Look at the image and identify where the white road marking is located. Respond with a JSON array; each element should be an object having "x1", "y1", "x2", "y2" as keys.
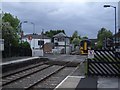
[
  {"x1": 54, "y1": 75, "x2": 69, "y2": 89},
  {"x1": 54, "y1": 76, "x2": 85, "y2": 89},
  {"x1": 1, "y1": 57, "x2": 39, "y2": 66}
]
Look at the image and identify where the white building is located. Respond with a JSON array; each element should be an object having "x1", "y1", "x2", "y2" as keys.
[
  {"x1": 53, "y1": 32, "x2": 71, "y2": 54},
  {"x1": 22, "y1": 34, "x2": 51, "y2": 49}
]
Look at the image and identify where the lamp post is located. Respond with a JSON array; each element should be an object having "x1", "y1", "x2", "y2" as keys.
[
  {"x1": 104, "y1": 5, "x2": 117, "y2": 50},
  {"x1": 19, "y1": 21, "x2": 29, "y2": 43},
  {"x1": 65, "y1": 37, "x2": 66, "y2": 54},
  {"x1": 19, "y1": 21, "x2": 35, "y2": 49},
  {"x1": 30, "y1": 22, "x2": 35, "y2": 49},
  {"x1": 19, "y1": 21, "x2": 35, "y2": 35},
  {"x1": 30, "y1": 22, "x2": 35, "y2": 35},
  {"x1": 18, "y1": 21, "x2": 27, "y2": 56},
  {"x1": 42, "y1": 29, "x2": 44, "y2": 55}
]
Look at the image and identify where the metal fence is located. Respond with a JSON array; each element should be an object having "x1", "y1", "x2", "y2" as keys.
[
  {"x1": 2, "y1": 46, "x2": 32, "y2": 58},
  {"x1": 87, "y1": 50, "x2": 120, "y2": 77}
]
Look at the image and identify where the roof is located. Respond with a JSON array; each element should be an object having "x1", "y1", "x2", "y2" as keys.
[
  {"x1": 113, "y1": 31, "x2": 120, "y2": 37},
  {"x1": 22, "y1": 34, "x2": 50, "y2": 39},
  {"x1": 89, "y1": 39, "x2": 97, "y2": 42},
  {"x1": 53, "y1": 32, "x2": 69, "y2": 38}
]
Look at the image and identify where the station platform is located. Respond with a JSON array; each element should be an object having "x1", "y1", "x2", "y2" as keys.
[
  {"x1": 55, "y1": 75, "x2": 120, "y2": 90},
  {"x1": 1, "y1": 57, "x2": 39, "y2": 66}
]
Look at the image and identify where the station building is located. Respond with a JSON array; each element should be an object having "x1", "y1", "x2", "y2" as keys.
[
  {"x1": 53, "y1": 32, "x2": 71, "y2": 54},
  {"x1": 22, "y1": 33, "x2": 51, "y2": 50}
]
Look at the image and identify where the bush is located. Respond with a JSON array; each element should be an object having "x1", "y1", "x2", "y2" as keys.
[
  {"x1": 19, "y1": 41, "x2": 31, "y2": 49},
  {"x1": 2, "y1": 41, "x2": 32, "y2": 58}
]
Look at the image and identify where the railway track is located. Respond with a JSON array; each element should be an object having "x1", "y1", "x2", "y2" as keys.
[
  {"x1": 2, "y1": 60, "x2": 65, "y2": 86},
  {"x1": 31, "y1": 67, "x2": 75, "y2": 89},
  {"x1": 2, "y1": 60, "x2": 80, "y2": 90},
  {"x1": 2, "y1": 60, "x2": 49, "y2": 78}
]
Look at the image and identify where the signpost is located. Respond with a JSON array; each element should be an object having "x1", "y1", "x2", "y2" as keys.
[
  {"x1": 88, "y1": 50, "x2": 94, "y2": 59},
  {"x1": 28, "y1": 35, "x2": 32, "y2": 48},
  {"x1": 28, "y1": 35, "x2": 32, "y2": 40}
]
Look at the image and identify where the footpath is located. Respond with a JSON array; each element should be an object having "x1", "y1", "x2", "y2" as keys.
[{"x1": 55, "y1": 62, "x2": 120, "y2": 90}]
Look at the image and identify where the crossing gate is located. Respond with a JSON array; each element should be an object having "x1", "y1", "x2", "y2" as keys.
[{"x1": 87, "y1": 50, "x2": 120, "y2": 77}]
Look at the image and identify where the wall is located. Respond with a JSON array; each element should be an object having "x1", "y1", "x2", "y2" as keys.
[
  {"x1": 32, "y1": 49, "x2": 43, "y2": 57},
  {"x1": 53, "y1": 46, "x2": 71, "y2": 54}
]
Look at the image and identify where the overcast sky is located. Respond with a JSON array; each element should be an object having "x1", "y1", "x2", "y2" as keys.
[{"x1": 2, "y1": 1, "x2": 119, "y2": 39}]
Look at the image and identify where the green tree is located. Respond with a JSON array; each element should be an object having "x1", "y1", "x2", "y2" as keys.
[
  {"x1": 81, "y1": 36, "x2": 88, "y2": 40},
  {"x1": 2, "y1": 13, "x2": 20, "y2": 32},
  {"x1": 96, "y1": 27, "x2": 113, "y2": 49},
  {"x1": 72, "y1": 37, "x2": 81, "y2": 47},
  {"x1": 45, "y1": 30, "x2": 65, "y2": 38},
  {"x1": 2, "y1": 13, "x2": 20, "y2": 47},
  {"x1": 72, "y1": 31, "x2": 78, "y2": 38},
  {"x1": 70, "y1": 30, "x2": 81, "y2": 43},
  {"x1": 2, "y1": 22, "x2": 19, "y2": 47},
  {"x1": 19, "y1": 41, "x2": 31, "y2": 48},
  {"x1": 70, "y1": 31, "x2": 81, "y2": 47}
]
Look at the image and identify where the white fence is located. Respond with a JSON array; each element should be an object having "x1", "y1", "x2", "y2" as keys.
[{"x1": 32, "y1": 49, "x2": 43, "y2": 57}]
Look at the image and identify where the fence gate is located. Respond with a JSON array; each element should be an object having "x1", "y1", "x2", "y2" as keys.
[{"x1": 87, "y1": 50, "x2": 120, "y2": 77}]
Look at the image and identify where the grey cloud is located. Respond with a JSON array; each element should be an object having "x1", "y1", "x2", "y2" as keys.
[{"x1": 2, "y1": 2, "x2": 118, "y2": 38}]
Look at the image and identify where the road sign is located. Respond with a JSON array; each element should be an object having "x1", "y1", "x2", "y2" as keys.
[
  {"x1": 28, "y1": 35, "x2": 32, "y2": 40},
  {"x1": 88, "y1": 50, "x2": 94, "y2": 59}
]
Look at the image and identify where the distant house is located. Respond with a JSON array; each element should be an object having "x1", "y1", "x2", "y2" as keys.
[
  {"x1": 113, "y1": 30, "x2": 120, "y2": 52},
  {"x1": 22, "y1": 33, "x2": 51, "y2": 49},
  {"x1": 53, "y1": 32, "x2": 70, "y2": 54}
]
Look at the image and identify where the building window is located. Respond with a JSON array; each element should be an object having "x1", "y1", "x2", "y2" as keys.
[
  {"x1": 38, "y1": 40, "x2": 44, "y2": 45},
  {"x1": 55, "y1": 38, "x2": 58, "y2": 41},
  {"x1": 58, "y1": 37, "x2": 65, "y2": 41}
]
